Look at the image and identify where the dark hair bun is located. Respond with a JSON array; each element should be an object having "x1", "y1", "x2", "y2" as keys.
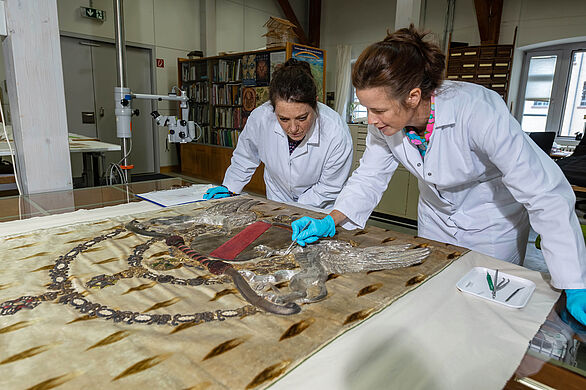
[
  {"x1": 269, "y1": 58, "x2": 317, "y2": 110},
  {"x1": 352, "y1": 24, "x2": 445, "y2": 102},
  {"x1": 282, "y1": 58, "x2": 313, "y2": 76}
]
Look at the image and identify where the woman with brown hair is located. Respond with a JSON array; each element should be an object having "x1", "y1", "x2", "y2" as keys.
[
  {"x1": 291, "y1": 25, "x2": 586, "y2": 325},
  {"x1": 204, "y1": 58, "x2": 353, "y2": 209}
]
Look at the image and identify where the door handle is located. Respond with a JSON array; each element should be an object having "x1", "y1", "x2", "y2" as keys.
[
  {"x1": 79, "y1": 41, "x2": 100, "y2": 47},
  {"x1": 99, "y1": 107, "x2": 105, "y2": 117},
  {"x1": 81, "y1": 112, "x2": 95, "y2": 124}
]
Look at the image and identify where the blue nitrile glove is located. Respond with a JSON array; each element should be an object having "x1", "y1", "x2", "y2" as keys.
[
  {"x1": 566, "y1": 289, "x2": 586, "y2": 326},
  {"x1": 291, "y1": 215, "x2": 336, "y2": 246},
  {"x1": 203, "y1": 186, "x2": 233, "y2": 200}
]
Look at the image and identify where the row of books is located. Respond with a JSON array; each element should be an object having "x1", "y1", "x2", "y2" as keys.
[
  {"x1": 211, "y1": 83, "x2": 241, "y2": 106},
  {"x1": 194, "y1": 127, "x2": 241, "y2": 148},
  {"x1": 214, "y1": 107, "x2": 244, "y2": 129},
  {"x1": 212, "y1": 59, "x2": 241, "y2": 82},
  {"x1": 188, "y1": 81, "x2": 209, "y2": 103},
  {"x1": 182, "y1": 61, "x2": 208, "y2": 82},
  {"x1": 190, "y1": 105, "x2": 209, "y2": 125}
]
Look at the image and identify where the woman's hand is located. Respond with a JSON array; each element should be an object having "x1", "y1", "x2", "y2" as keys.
[
  {"x1": 203, "y1": 186, "x2": 236, "y2": 200},
  {"x1": 291, "y1": 215, "x2": 336, "y2": 246},
  {"x1": 565, "y1": 289, "x2": 586, "y2": 326}
]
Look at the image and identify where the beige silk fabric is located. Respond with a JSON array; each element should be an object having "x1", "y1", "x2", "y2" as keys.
[{"x1": 0, "y1": 197, "x2": 464, "y2": 389}]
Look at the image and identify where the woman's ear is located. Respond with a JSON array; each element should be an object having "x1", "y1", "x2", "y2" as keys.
[{"x1": 406, "y1": 88, "x2": 422, "y2": 108}]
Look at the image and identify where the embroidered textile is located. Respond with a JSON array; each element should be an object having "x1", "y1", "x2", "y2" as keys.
[{"x1": 0, "y1": 197, "x2": 465, "y2": 389}]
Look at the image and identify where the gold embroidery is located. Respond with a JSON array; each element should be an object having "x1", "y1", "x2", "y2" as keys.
[
  {"x1": 406, "y1": 273, "x2": 427, "y2": 286},
  {"x1": 86, "y1": 330, "x2": 131, "y2": 351},
  {"x1": 0, "y1": 320, "x2": 33, "y2": 334},
  {"x1": 279, "y1": 318, "x2": 315, "y2": 341},
  {"x1": 357, "y1": 283, "x2": 383, "y2": 297},
  {"x1": 343, "y1": 308, "x2": 375, "y2": 325},
  {"x1": 202, "y1": 337, "x2": 248, "y2": 360},
  {"x1": 0, "y1": 345, "x2": 52, "y2": 365},
  {"x1": 210, "y1": 288, "x2": 238, "y2": 301},
  {"x1": 144, "y1": 297, "x2": 181, "y2": 312},
  {"x1": 26, "y1": 372, "x2": 81, "y2": 390},
  {"x1": 246, "y1": 360, "x2": 291, "y2": 389},
  {"x1": 112, "y1": 354, "x2": 172, "y2": 381}
]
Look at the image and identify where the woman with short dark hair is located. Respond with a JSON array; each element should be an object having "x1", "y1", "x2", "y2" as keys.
[{"x1": 291, "y1": 25, "x2": 586, "y2": 325}]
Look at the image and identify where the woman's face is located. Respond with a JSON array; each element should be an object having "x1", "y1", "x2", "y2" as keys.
[
  {"x1": 274, "y1": 100, "x2": 316, "y2": 141},
  {"x1": 356, "y1": 87, "x2": 418, "y2": 137}
]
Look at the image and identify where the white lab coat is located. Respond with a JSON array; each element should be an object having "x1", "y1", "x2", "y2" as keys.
[
  {"x1": 334, "y1": 81, "x2": 586, "y2": 289},
  {"x1": 222, "y1": 101, "x2": 353, "y2": 209}
]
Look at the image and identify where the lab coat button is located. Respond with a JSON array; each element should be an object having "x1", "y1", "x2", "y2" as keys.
[
  {"x1": 417, "y1": 163, "x2": 422, "y2": 167},
  {"x1": 427, "y1": 172, "x2": 432, "y2": 176}
]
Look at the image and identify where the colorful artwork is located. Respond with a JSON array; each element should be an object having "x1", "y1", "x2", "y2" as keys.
[
  {"x1": 255, "y1": 53, "x2": 270, "y2": 86},
  {"x1": 287, "y1": 43, "x2": 326, "y2": 102},
  {"x1": 255, "y1": 87, "x2": 270, "y2": 107},
  {"x1": 242, "y1": 87, "x2": 256, "y2": 112},
  {"x1": 242, "y1": 54, "x2": 256, "y2": 86},
  {"x1": 270, "y1": 51, "x2": 286, "y2": 80}
]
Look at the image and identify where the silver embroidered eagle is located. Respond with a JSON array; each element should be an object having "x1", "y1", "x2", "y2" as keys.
[{"x1": 128, "y1": 198, "x2": 431, "y2": 306}]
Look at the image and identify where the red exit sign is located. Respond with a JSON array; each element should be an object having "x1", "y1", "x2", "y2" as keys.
[{"x1": 156, "y1": 58, "x2": 165, "y2": 68}]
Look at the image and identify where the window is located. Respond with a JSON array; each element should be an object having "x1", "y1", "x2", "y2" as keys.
[
  {"x1": 347, "y1": 59, "x2": 367, "y2": 123},
  {"x1": 517, "y1": 43, "x2": 586, "y2": 137},
  {"x1": 349, "y1": 87, "x2": 367, "y2": 123},
  {"x1": 531, "y1": 100, "x2": 550, "y2": 108}
]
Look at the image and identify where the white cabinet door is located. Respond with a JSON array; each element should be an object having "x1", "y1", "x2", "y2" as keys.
[{"x1": 349, "y1": 123, "x2": 419, "y2": 220}]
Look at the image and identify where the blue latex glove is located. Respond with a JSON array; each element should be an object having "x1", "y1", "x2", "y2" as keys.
[
  {"x1": 291, "y1": 215, "x2": 336, "y2": 246},
  {"x1": 203, "y1": 186, "x2": 234, "y2": 200},
  {"x1": 566, "y1": 289, "x2": 586, "y2": 326}
]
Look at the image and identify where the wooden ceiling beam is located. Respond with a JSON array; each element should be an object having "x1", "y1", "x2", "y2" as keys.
[
  {"x1": 474, "y1": 0, "x2": 503, "y2": 45},
  {"x1": 308, "y1": 0, "x2": 322, "y2": 47},
  {"x1": 277, "y1": 0, "x2": 310, "y2": 46}
]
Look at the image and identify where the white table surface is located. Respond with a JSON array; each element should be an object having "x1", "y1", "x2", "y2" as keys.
[{"x1": 0, "y1": 131, "x2": 120, "y2": 156}]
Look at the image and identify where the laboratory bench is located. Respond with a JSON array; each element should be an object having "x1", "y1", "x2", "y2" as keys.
[
  {"x1": 0, "y1": 132, "x2": 122, "y2": 189},
  {"x1": 0, "y1": 178, "x2": 584, "y2": 389}
]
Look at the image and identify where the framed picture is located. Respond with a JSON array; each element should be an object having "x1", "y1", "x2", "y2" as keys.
[{"x1": 286, "y1": 42, "x2": 326, "y2": 102}]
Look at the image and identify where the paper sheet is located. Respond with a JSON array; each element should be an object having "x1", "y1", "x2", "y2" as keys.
[{"x1": 136, "y1": 184, "x2": 214, "y2": 206}]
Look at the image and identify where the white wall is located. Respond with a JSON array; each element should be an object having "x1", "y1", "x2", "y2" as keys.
[
  {"x1": 2, "y1": 0, "x2": 306, "y2": 169},
  {"x1": 322, "y1": 0, "x2": 586, "y2": 117},
  {"x1": 215, "y1": 0, "x2": 307, "y2": 54},
  {"x1": 55, "y1": 0, "x2": 201, "y2": 169},
  {"x1": 321, "y1": 0, "x2": 397, "y2": 96}
]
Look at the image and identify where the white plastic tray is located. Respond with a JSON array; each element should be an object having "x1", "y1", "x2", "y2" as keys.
[{"x1": 456, "y1": 267, "x2": 536, "y2": 308}]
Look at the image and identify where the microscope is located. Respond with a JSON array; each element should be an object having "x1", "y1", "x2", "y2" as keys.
[{"x1": 115, "y1": 86, "x2": 201, "y2": 144}]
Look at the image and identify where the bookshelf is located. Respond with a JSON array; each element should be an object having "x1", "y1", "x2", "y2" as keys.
[
  {"x1": 180, "y1": 47, "x2": 284, "y2": 148},
  {"x1": 177, "y1": 44, "x2": 326, "y2": 193}
]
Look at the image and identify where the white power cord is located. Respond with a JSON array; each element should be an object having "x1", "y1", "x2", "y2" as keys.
[
  {"x1": 107, "y1": 138, "x2": 132, "y2": 185},
  {"x1": 0, "y1": 93, "x2": 22, "y2": 195}
]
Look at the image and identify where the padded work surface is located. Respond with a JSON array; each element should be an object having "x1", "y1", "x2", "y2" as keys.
[{"x1": 0, "y1": 197, "x2": 463, "y2": 389}]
